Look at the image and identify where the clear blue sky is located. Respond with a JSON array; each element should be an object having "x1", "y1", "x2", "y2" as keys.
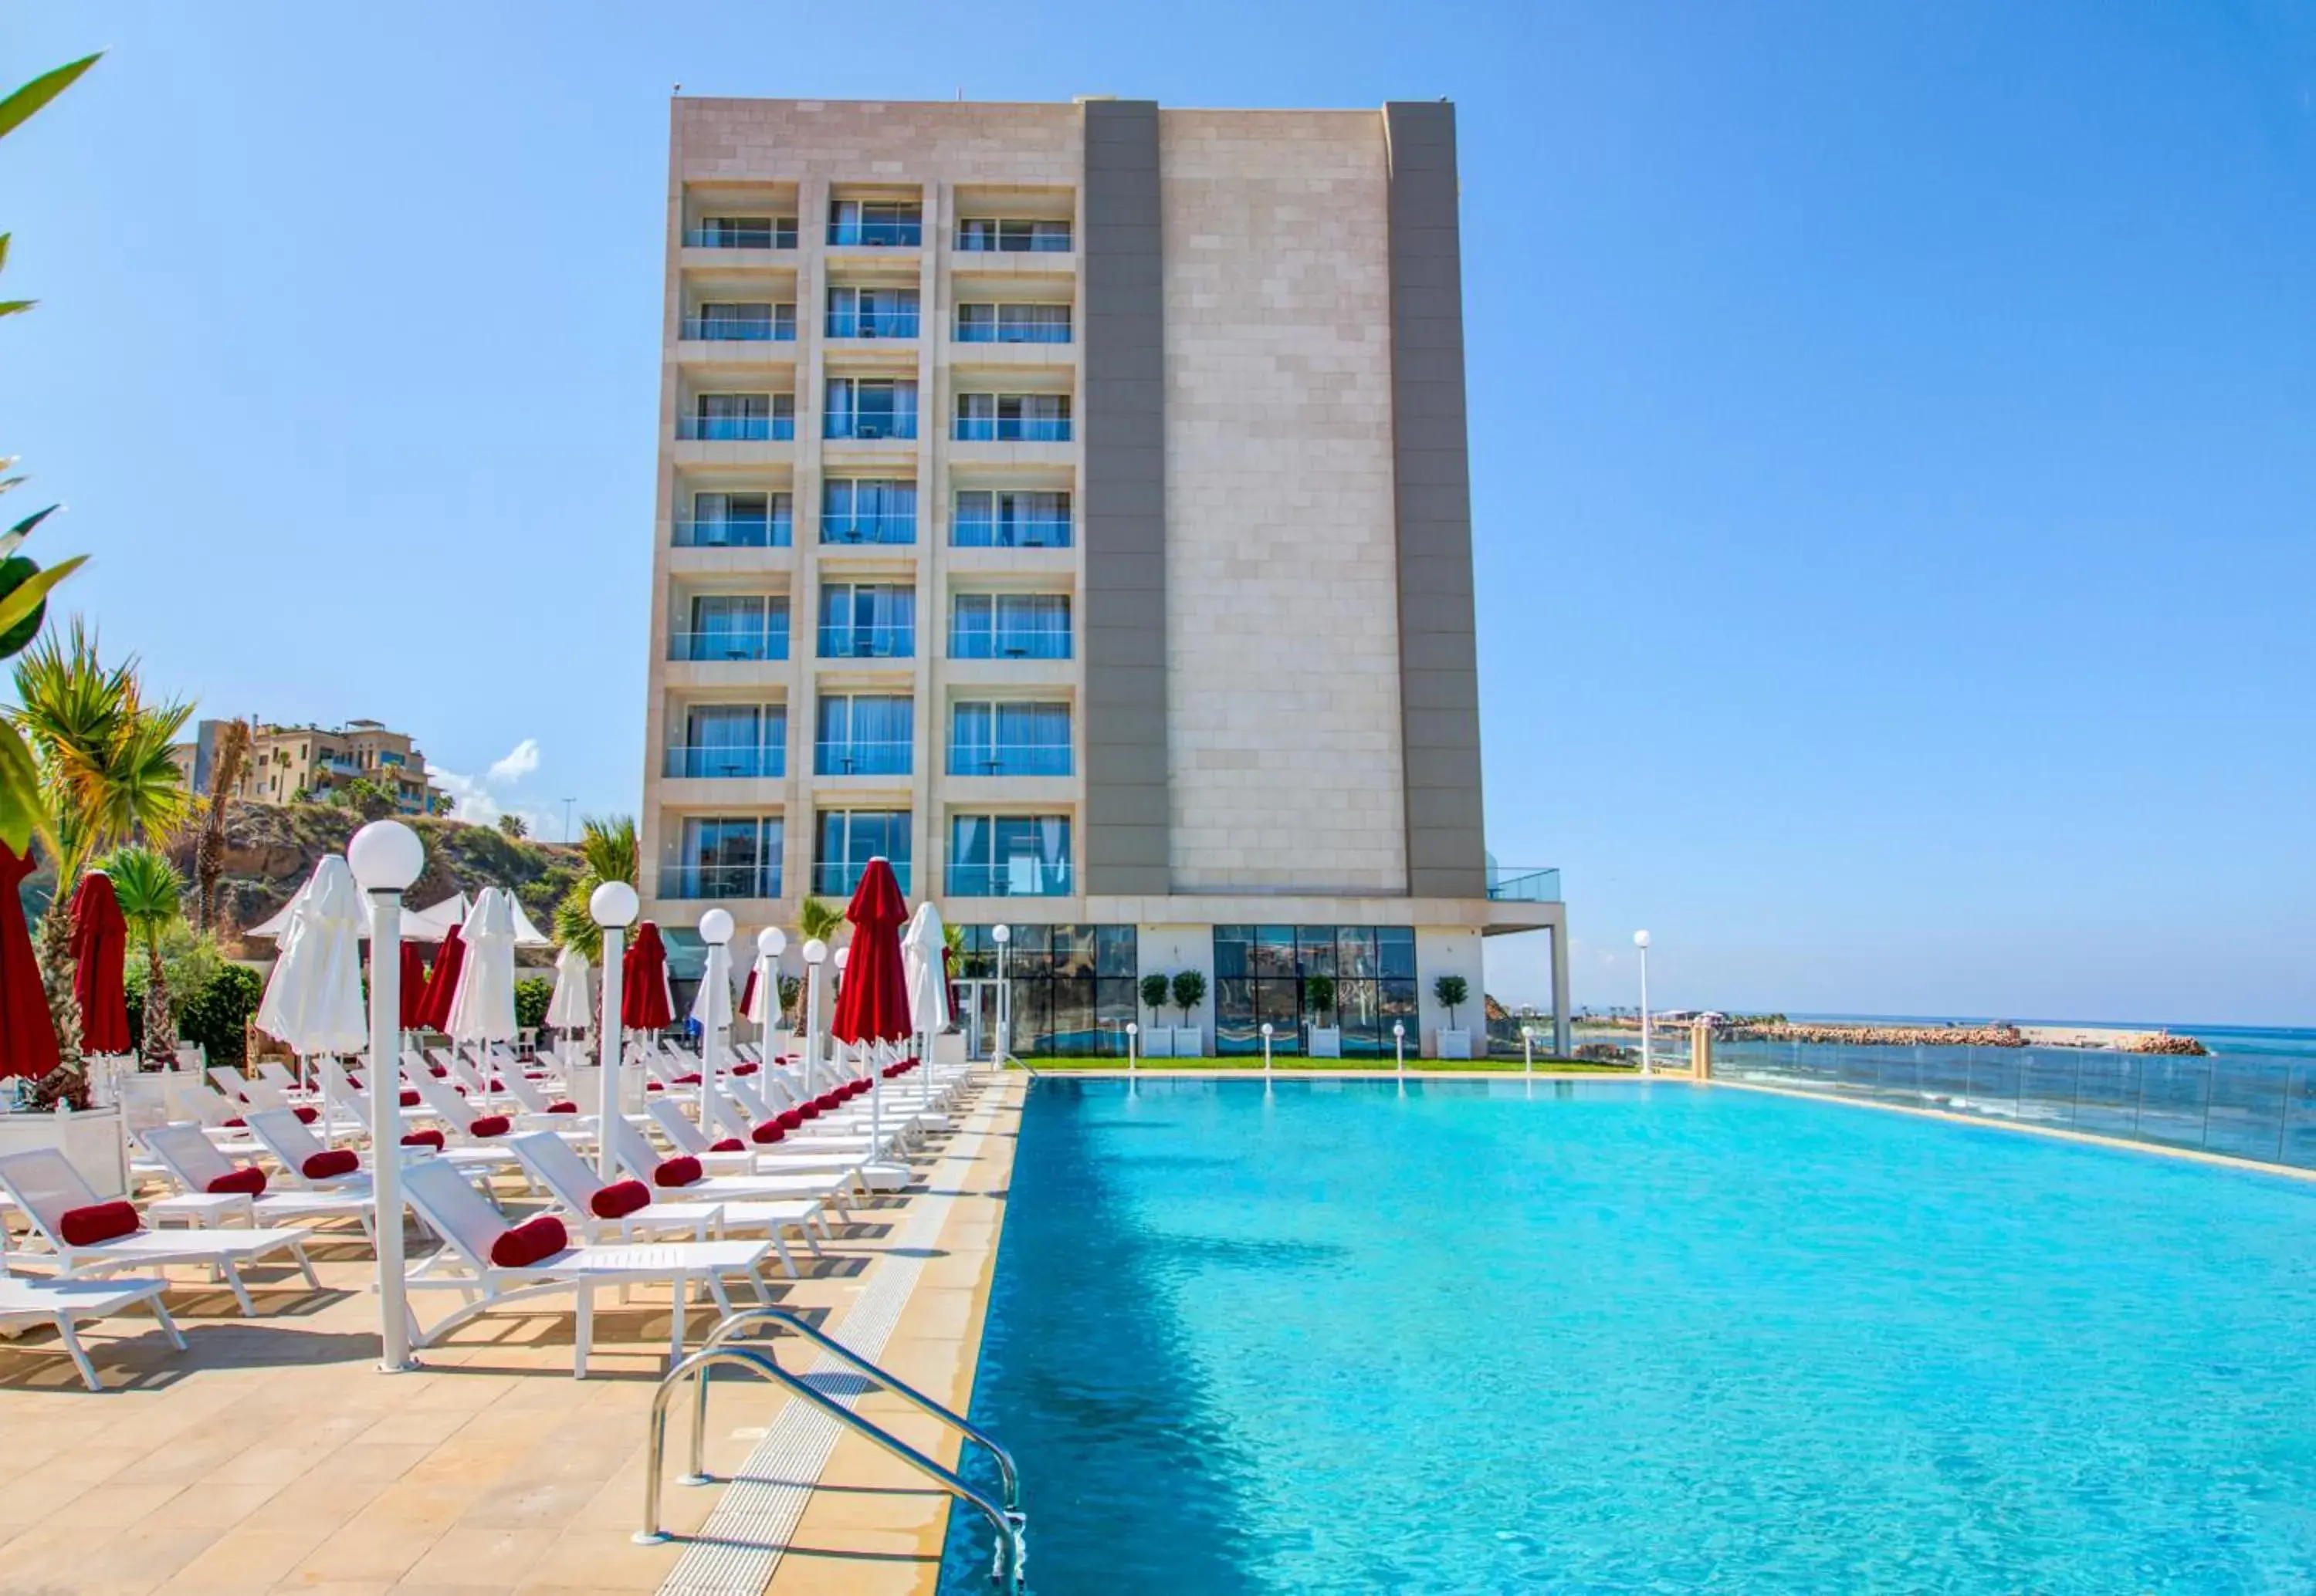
[{"x1": 7, "y1": 2, "x2": 2313, "y2": 1023}]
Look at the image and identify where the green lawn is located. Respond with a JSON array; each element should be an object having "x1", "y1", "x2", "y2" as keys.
[{"x1": 999, "y1": 1056, "x2": 1640, "y2": 1074}]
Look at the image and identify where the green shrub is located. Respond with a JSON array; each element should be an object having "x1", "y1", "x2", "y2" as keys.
[
  {"x1": 514, "y1": 976, "x2": 553, "y2": 1033},
  {"x1": 1170, "y1": 969, "x2": 1206, "y2": 1017},
  {"x1": 1139, "y1": 971, "x2": 1170, "y2": 1017},
  {"x1": 1434, "y1": 974, "x2": 1469, "y2": 1028},
  {"x1": 175, "y1": 963, "x2": 262, "y2": 1070},
  {"x1": 1303, "y1": 973, "x2": 1336, "y2": 1024}
]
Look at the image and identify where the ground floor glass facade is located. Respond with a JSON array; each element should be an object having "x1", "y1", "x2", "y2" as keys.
[
  {"x1": 1214, "y1": 925, "x2": 1417, "y2": 1057},
  {"x1": 953, "y1": 924, "x2": 1137, "y2": 1057}
]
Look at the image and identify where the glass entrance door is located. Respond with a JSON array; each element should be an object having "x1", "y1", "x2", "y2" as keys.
[{"x1": 957, "y1": 979, "x2": 1004, "y2": 1060}]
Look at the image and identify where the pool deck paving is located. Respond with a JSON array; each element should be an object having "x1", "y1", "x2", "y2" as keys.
[{"x1": 0, "y1": 1071, "x2": 1027, "y2": 1596}]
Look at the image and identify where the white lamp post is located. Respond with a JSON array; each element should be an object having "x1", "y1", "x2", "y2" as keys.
[
  {"x1": 802, "y1": 938, "x2": 827, "y2": 1091},
  {"x1": 755, "y1": 926, "x2": 785, "y2": 1053},
  {"x1": 990, "y1": 924, "x2": 1011, "y2": 1070},
  {"x1": 1394, "y1": 1019, "x2": 1407, "y2": 1085},
  {"x1": 1126, "y1": 1019, "x2": 1138, "y2": 1079},
  {"x1": 696, "y1": 908, "x2": 733, "y2": 1125},
  {"x1": 1261, "y1": 1021, "x2": 1275, "y2": 1084},
  {"x1": 349, "y1": 818, "x2": 423, "y2": 1372},
  {"x1": 591, "y1": 881, "x2": 638, "y2": 1180},
  {"x1": 833, "y1": 945, "x2": 852, "y2": 1085},
  {"x1": 1634, "y1": 929, "x2": 1653, "y2": 1076},
  {"x1": 1523, "y1": 1023, "x2": 1536, "y2": 1077}
]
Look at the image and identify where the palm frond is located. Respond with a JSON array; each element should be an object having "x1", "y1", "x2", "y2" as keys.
[{"x1": 100, "y1": 844, "x2": 182, "y2": 938}]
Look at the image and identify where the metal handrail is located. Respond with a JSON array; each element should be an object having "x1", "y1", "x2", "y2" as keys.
[{"x1": 638, "y1": 1342, "x2": 1026, "y2": 1591}]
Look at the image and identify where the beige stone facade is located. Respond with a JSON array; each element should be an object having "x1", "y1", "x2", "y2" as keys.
[{"x1": 171, "y1": 717, "x2": 445, "y2": 815}]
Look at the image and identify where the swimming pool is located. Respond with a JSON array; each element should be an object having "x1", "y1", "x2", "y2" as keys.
[{"x1": 940, "y1": 1078, "x2": 2316, "y2": 1592}]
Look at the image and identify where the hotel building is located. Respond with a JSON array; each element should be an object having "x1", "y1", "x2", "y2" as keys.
[{"x1": 635, "y1": 96, "x2": 1568, "y2": 1058}]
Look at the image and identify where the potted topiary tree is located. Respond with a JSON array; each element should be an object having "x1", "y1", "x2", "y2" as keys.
[
  {"x1": 1304, "y1": 973, "x2": 1339, "y2": 1059},
  {"x1": 1434, "y1": 973, "x2": 1471, "y2": 1060},
  {"x1": 1170, "y1": 969, "x2": 1206, "y2": 1059},
  {"x1": 1139, "y1": 971, "x2": 1173, "y2": 1057}
]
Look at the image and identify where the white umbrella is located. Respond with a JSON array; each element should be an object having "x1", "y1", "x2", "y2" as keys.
[
  {"x1": 744, "y1": 928, "x2": 786, "y2": 1030},
  {"x1": 255, "y1": 857, "x2": 369, "y2": 1055},
  {"x1": 445, "y1": 888, "x2": 519, "y2": 1044},
  {"x1": 901, "y1": 902, "x2": 950, "y2": 1038},
  {"x1": 547, "y1": 945, "x2": 591, "y2": 1030},
  {"x1": 688, "y1": 948, "x2": 734, "y2": 1032}
]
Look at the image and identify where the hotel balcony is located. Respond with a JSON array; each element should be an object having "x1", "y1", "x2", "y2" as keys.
[
  {"x1": 946, "y1": 742, "x2": 1072, "y2": 778},
  {"x1": 953, "y1": 414, "x2": 1072, "y2": 444},
  {"x1": 824, "y1": 308, "x2": 919, "y2": 340},
  {"x1": 946, "y1": 858, "x2": 1074, "y2": 898},
  {"x1": 813, "y1": 741, "x2": 912, "y2": 778},
  {"x1": 815, "y1": 623, "x2": 914, "y2": 661},
  {"x1": 668, "y1": 628, "x2": 788, "y2": 663},
  {"x1": 819, "y1": 511, "x2": 916, "y2": 546},
  {"x1": 658, "y1": 863, "x2": 782, "y2": 901},
  {"x1": 1485, "y1": 867, "x2": 1563, "y2": 904},
  {"x1": 673, "y1": 513, "x2": 791, "y2": 549},
  {"x1": 811, "y1": 859, "x2": 913, "y2": 896},
  {"x1": 827, "y1": 218, "x2": 922, "y2": 249},
  {"x1": 684, "y1": 221, "x2": 797, "y2": 251},
  {"x1": 676, "y1": 414, "x2": 794, "y2": 442},
  {"x1": 663, "y1": 745, "x2": 785, "y2": 780},
  {"x1": 824, "y1": 413, "x2": 919, "y2": 442},
  {"x1": 682, "y1": 311, "x2": 796, "y2": 343}
]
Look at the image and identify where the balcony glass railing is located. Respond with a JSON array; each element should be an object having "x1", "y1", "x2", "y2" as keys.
[
  {"x1": 816, "y1": 625, "x2": 914, "y2": 660},
  {"x1": 812, "y1": 859, "x2": 912, "y2": 895},
  {"x1": 952, "y1": 516, "x2": 1072, "y2": 549},
  {"x1": 677, "y1": 414, "x2": 794, "y2": 441},
  {"x1": 953, "y1": 414, "x2": 1072, "y2": 443},
  {"x1": 668, "y1": 631, "x2": 787, "y2": 662},
  {"x1": 659, "y1": 863, "x2": 780, "y2": 900},
  {"x1": 828, "y1": 219, "x2": 923, "y2": 247},
  {"x1": 672, "y1": 516, "x2": 791, "y2": 549},
  {"x1": 681, "y1": 316, "x2": 795, "y2": 341},
  {"x1": 946, "y1": 744, "x2": 1072, "y2": 777},
  {"x1": 684, "y1": 224, "x2": 797, "y2": 249},
  {"x1": 1485, "y1": 867, "x2": 1563, "y2": 904},
  {"x1": 819, "y1": 513, "x2": 916, "y2": 546},
  {"x1": 955, "y1": 320, "x2": 1071, "y2": 344},
  {"x1": 824, "y1": 309, "x2": 919, "y2": 340},
  {"x1": 947, "y1": 859, "x2": 1073, "y2": 898},
  {"x1": 955, "y1": 222, "x2": 1072, "y2": 253},
  {"x1": 814, "y1": 742, "x2": 912, "y2": 777},
  {"x1": 950, "y1": 629, "x2": 1071, "y2": 661},
  {"x1": 824, "y1": 413, "x2": 917, "y2": 441},
  {"x1": 663, "y1": 746, "x2": 784, "y2": 779}
]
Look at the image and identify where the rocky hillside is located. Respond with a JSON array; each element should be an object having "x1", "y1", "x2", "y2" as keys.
[{"x1": 164, "y1": 802, "x2": 581, "y2": 953}]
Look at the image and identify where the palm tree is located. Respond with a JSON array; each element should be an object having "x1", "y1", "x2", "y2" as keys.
[
  {"x1": 103, "y1": 844, "x2": 181, "y2": 1067},
  {"x1": 552, "y1": 813, "x2": 638, "y2": 960},
  {"x1": 798, "y1": 895, "x2": 845, "y2": 945},
  {"x1": 193, "y1": 716, "x2": 249, "y2": 931}
]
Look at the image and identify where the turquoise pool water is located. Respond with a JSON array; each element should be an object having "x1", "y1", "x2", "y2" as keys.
[{"x1": 939, "y1": 1078, "x2": 2316, "y2": 1593}]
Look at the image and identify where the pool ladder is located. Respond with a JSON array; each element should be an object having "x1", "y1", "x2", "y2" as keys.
[{"x1": 638, "y1": 1304, "x2": 1028, "y2": 1591}]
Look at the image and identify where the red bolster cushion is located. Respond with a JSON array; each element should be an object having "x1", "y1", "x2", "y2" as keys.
[
  {"x1": 488, "y1": 1213, "x2": 567, "y2": 1269},
  {"x1": 467, "y1": 1114, "x2": 512, "y2": 1138},
  {"x1": 545, "y1": 1101, "x2": 578, "y2": 1114},
  {"x1": 589, "y1": 1178, "x2": 652, "y2": 1219},
  {"x1": 401, "y1": 1129, "x2": 445, "y2": 1149},
  {"x1": 206, "y1": 1166, "x2": 267, "y2": 1196},
  {"x1": 708, "y1": 1137, "x2": 745, "y2": 1153},
  {"x1": 222, "y1": 1115, "x2": 246, "y2": 1128},
  {"x1": 733, "y1": 1062, "x2": 759, "y2": 1076},
  {"x1": 302, "y1": 1148, "x2": 360, "y2": 1180},
  {"x1": 399, "y1": 1089, "x2": 421, "y2": 1107},
  {"x1": 750, "y1": 1119, "x2": 785, "y2": 1145},
  {"x1": 653, "y1": 1155, "x2": 703, "y2": 1189},
  {"x1": 770, "y1": 1109, "x2": 801, "y2": 1131},
  {"x1": 796, "y1": 1101, "x2": 821, "y2": 1121},
  {"x1": 292, "y1": 1106, "x2": 320, "y2": 1124},
  {"x1": 59, "y1": 1200, "x2": 141, "y2": 1246},
  {"x1": 671, "y1": 1073, "x2": 701, "y2": 1086},
  {"x1": 428, "y1": 1065, "x2": 447, "y2": 1076}
]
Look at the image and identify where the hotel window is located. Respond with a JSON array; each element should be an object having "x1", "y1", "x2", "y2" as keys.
[
  {"x1": 948, "y1": 815, "x2": 1071, "y2": 898},
  {"x1": 949, "y1": 702, "x2": 1071, "y2": 776},
  {"x1": 955, "y1": 217, "x2": 1072, "y2": 253},
  {"x1": 667, "y1": 703, "x2": 784, "y2": 780},
  {"x1": 817, "y1": 583, "x2": 915, "y2": 659},
  {"x1": 824, "y1": 378, "x2": 918, "y2": 440},
  {"x1": 951, "y1": 924, "x2": 1136, "y2": 1057},
  {"x1": 1212, "y1": 925, "x2": 1417, "y2": 1057},
  {"x1": 821, "y1": 478, "x2": 917, "y2": 545},
  {"x1": 675, "y1": 594, "x2": 788, "y2": 662},
  {"x1": 814, "y1": 809, "x2": 911, "y2": 895},
  {"x1": 677, "y1": 490, "x2": 791, "y2": 549},
  {"x1": 684, "y1": 300, "x2": 794, "y2": 341},
  {"x1": 953, "y1": 490, "x2": 1072, "y2": 549},
  {"x1": 828, "y1": 198, "x2": 923, "y2": 248},
  {"x1": 950, "y1": 593, "x2": 1070, "y2": 660},
  {"x1": 826, "y1": 285, "x2": 920, "y2": 340},
  {"x1": 814, "y1": 695, "x2": 913, "y2": 777},
  {"x1": 954, "y1": 393, "x2": 1071, "y2": 443},
  {"x1": 682, "y1": 391, "x2": 794, "y2": 441},
  {"x1": 955, "y1": 303, "x2": 1071, "y2": 344},
  {"x1": 687, "y1": 215, "x2": 797, "y2": 249},
  {"x1": 666, "y1": 816, "x2": 782, "y2": 900}
]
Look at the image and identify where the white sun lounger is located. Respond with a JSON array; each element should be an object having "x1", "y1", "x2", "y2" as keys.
[
  {"x1": 140, "y1": 1122, "x2": 376, "y2": 1244},
  {"x1": 609, "y1": 1115, "x2": 860, "y2": 1216},
  {"x1": 0, "y1": 1270, "x2": 183, "y2": 1389},
  {"x1": 398, "y1": 1156, "x2": 775, "y2": 1377},
  {"x1": 504, "y1": 1131, "x2": 822, "y2": 1272},
  {"x1": 644, "y1": 1098, "x2": 879, "y2": 1187},
  {"x1": 0, "y1": 1149, "x2": 320, "y2": 1316}
]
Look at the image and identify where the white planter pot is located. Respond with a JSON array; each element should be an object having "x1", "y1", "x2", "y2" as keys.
[
  {"x1": 1140, "y1": 1028, "x2": 1173, "y2": 1059},
  {"x1": 0, "y1": 1106, "x2": 127, "y2": 1198},
  {"x1": 1307, "y1": 1026, "x2": 1342, "y2": 1059},
  {"x1": 1172, "y1": 1027, "x2": 1204, "y2": 1059},
  {"x1": 1437, "y1": 1028, "x2": 1473, "y2": 1060}
]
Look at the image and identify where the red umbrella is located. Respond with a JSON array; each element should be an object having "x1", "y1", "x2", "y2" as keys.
[
  {"x1": 831, "y1": 859, "x2": 910, "y2": 1047},
  {"x1": 69, "y1": 872, "x2": 131, "y2": 1056},
  {"x1": 622, "y1": 921, "x2": 673, "y2": 1030},
  {"x1": 739, "y1": 965, "x2": 757, "y2": 1019},
  {"x1": 0, "y1": 845, "x2": 59, "y2": 1080},
  {"x1": 416, "y1": 923, "x2": 465, "y2": 1031},
  {"x1": 943, "y1": 944, "x2": 961, "y2": 1030},
  {"x1": 398, "y1": 940, "x2": 432, "y2": 1030}
]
